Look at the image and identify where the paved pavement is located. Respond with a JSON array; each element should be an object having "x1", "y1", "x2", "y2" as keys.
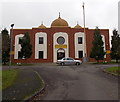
[{"x1": 2, "y1": 63, "x2": 119, "y2": 101}]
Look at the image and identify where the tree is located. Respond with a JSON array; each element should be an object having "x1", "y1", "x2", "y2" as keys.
[
  {"x1": 90, "y1": 27, "x2": 105, "y2": 62},
  {"x1": 110, "y1": 29, "x2": 120, "y2": 63},
  {"x1": 1, "y1": 28, "x2": 10, "y2": 64},
  {"x1": 20, "y1": 32, "x2": 32, "y2": 59}
]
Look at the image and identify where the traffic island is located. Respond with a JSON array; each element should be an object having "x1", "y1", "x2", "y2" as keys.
[{"x1": 2, "y1": 68, "x2": 45, "y2": 101}]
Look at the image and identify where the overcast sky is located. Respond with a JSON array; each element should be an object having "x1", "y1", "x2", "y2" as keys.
[{"x1": 0, "y1": 0, "x2": 119, "y2": 37}]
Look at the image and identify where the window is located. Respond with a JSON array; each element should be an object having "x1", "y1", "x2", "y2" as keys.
[
  {"x1": 57, "y1": 37, "x2": 65, "y2": 45},
  {"x1": 19, "y1": 37, "x2": 23, "y2": 44},
  {"x1": 67, "y1": 58, "x2": 74, "y2": 60},
  {"x1": 39, "y1": 37, "x2": 43, "y2": 44},
  {"x1": 18, "y1": 51, "x2": 22, "y2": 59},
  {"x1": 63, "y1": 58, "x2": 67, "y2": 60},
  {"x1": 78, "y1": 51, "x2": 83, "y2": 58},
  {"x1": 39, "y1": 51, "x2": 44, "y2": 59},
  {"x1": 78, "y1": 37, "x2": 82, "y2": 44}
]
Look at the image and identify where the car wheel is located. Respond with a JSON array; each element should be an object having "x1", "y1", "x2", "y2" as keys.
[
  {"x1": 76, "y1": 62, "x2": 80, "y2": 65},
  {"x1": 61, "y1": 62, "x2": 64, "y2": 66}
]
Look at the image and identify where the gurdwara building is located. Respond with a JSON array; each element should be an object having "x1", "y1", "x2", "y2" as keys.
[{"x1": 11, "y1": 15, "x2": 111, "y2": 63}]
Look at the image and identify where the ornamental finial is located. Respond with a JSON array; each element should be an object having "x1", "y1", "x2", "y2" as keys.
[
  {"x1": 59, "y1": 12, "x2": 61, "y2": 18},
  {"x1": 77, "y1": 21, "x2": 79, "y2": 25},
  {"x1": 41, "y1": 21, "x2": 43, "y2": 25}
]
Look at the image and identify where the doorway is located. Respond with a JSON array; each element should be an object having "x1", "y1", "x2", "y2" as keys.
[{"x1": 57, "y1": 48, "x2": 65, "y2": 60}]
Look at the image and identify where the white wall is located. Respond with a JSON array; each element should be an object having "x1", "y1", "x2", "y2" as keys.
[
  {"x1": 35, "y1": 32, "x2": 47, "y2": 59},
  {"x1": 101, "y1": 35, "x2": 106, "y2": 58},
  {"x1": 14, "y1": 34, "x2": 24, "y2": 59},
  {"x1": 53, "y1": 32, "x2": 69, "y2": 62},
  {"x1": 101, "y1": 35, "x2": 106, "y2": 51},
  {"x1": 74, "y1": 32, "x2": 84, "y2": 58}
]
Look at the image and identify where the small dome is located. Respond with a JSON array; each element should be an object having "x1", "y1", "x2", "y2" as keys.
[
  {"x1": 38, "y1": 23, "x2": 46, "y2": 29},
  {"x1": 74, "y1": 24, "x2": 82, "y2": 28},
  {"x1": 51, "y1": 13, "x2": 69, "y2": 27}
]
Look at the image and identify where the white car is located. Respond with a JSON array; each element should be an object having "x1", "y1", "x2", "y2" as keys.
[{"x1": 56, "y1": 57, "x2": 82, "y2": 65}]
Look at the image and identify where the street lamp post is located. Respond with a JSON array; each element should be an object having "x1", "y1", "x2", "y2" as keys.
[{"x1": 9, "y1": 24, "x2": 14, "y2": 70}]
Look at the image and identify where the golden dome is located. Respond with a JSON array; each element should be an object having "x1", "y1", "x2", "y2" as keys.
[
  {"x1": 38, "y1": 23, "x2": 46, "y2": 29},
  {"x1": 74, "y1": 24, "x2": 82, "y2": 29},
  {"x1": 51, "y1": 13, "x2": 68, "y2": 27}
]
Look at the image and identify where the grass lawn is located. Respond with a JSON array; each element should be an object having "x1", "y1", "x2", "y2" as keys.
[
  {"x1": 104, "y1": 66, "x2": 120, "y2": 76},
  {"x1": 2, "y1": 69, "x2": 19, "y2": 90}
]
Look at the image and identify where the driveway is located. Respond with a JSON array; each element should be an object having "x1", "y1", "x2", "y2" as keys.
[
  {"x1": 31, "y1": 63, "x2": 118, "y2": 100},
  {"x1": 3, "y1": 63, "x2": 118, "y2": 100}
]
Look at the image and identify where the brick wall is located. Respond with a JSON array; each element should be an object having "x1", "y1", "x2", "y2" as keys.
[{"x1": 11, "y1": 27, "x2": 111, "y2": 63}]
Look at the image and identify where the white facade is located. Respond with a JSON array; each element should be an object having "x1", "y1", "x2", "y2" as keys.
[
  {"x1": 101, "y1": 35, "x2": 106, "y2": 51},
  {"x1": 14, "y1": 34, "x2": 24, "y2": 59},
  {"x1": 53, "y1": 32, "x2": 69, "y2": 62},
  {"x1": 101, "y1": 35, "x2": 106, "y2": 58},
  {"x1": 35, "y1": 32, "x2": 47, "y2": 59},
  {"x1": 74, "y1": 32, "x2": 85, "y2": 58}
]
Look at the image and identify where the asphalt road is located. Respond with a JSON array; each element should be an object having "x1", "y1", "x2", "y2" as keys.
[
  {"x1": 3, "y1": 63, "x2": 119, "y2": 100},
  {"x1": 31, "y1": 63, "x2": 119, "y2": 100}
]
